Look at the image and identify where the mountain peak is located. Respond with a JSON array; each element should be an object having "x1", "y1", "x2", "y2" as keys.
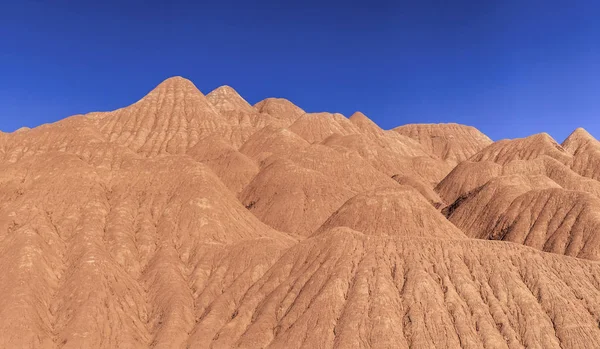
[
  {"x1": 563, "y1": 127, "x2": 598, "y2": 155},
  {"x1": 206, "y1": 85, "x2": 254, "y2": 113},
  {"x1": 156, "y1": 75, "x2": 198, "y2": 89},
  {"x1": 349, "y1": 111, "x2": 383, "y2": 133},
  {"x1": 348, "y1": 111, "x2": 371, "y2": 124},
  {"x1": 5, "y1": 77, "x2": 600, "y2": 348},
  {"x1": 140, "y1": 76, "x2": 204, "y2": 102},
  {"x1": 564, "y1": 127, "x2": 595, "y2": 143},
  {"x1": 531, "y1": 132, "x2": 568, "y2": 151},
  {"x1": 209, "y1": 85, "x2": 238, "y2": 95},
  {"x1": 349, "y1": 111, "x2": 368, "y2": 119}
]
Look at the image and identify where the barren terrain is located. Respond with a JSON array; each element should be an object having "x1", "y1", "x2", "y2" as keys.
[{"x1": 1, "y1": 77, "x2": 599, "y2": 348}]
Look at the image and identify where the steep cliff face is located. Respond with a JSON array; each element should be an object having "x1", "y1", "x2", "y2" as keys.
[{"x1": 1, "y1": 76, "x2": 600, "y2": 348}]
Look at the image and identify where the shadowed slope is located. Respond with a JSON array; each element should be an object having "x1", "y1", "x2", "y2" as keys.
[
  {"x1": 444, "y1": 173, "x2": 600, "y2": 260},
  {"x1": 490, "y1": 189, "x2": 600, "y2": 260},
  {"x1": 442, "y1": 174, "x2": 560, "y2": 229}
]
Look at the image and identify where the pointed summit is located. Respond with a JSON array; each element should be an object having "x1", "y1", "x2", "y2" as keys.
[
  {"x1": 87, "y1": 76, "x2": 231, "y2": 155},
  {"x1": 563, "y1": 127, "x2": 596, "y2": 153},
  {"x1": 132, "y1": 76, "x2": 219, "y2": 114},
  {"x1": 571, "y1": 127, "x2": 594, "y2": 138},
  {"x1": 206, "y1": 85, "x2": 255, "y2": 114},
  {"x1": 349, "y1": 111, "x2": 384, "y2": 135},
  {"x1": 560, "y1": 127, "x2": 600, "y2": 180},
  {"x1": 528, "y1": 132, "x2": 567, "y2": 152},
  {"x1": 348, "y1": 111, "x2": 371, "y2": 122}
]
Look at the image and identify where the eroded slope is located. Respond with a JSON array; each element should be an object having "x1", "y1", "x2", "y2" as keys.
[{"x1": 1, "y1": 76, "x2": 600, "y2": 349}]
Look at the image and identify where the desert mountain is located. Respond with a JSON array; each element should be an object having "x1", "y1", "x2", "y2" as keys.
[
  {"x1": 348, "y1": 111, "x2": 384, "y2": 135},
  {"x1": 254, "y1": 97, "x2": 306, "y2": 128},
  {"x1": 563, "y1": 127, "x2": 600, "y2": 180},
  {"x1": 88, "y1": 77, "x2": 237, "y2": 153},
  {"x1": 315, "y1": 186, "x2": 465, "y2": 238},
  {"x1": 0, "y1": 76, "x2": 599, "y2": 348},
  {"x1": 392, "y1": 174, "x2": 444, "y2": 208},
  {"x1": 289, "y1": 112, "x2": 362, "y2": 144},
  {"x1": 394, "y1": 123, "x2": 493, "y2": 166},
  {"x1": 187, "y1": 134, "x2": 259, "y2": 195},
  {"x1": 468, "y1": 132, "x2": 572, "y2": 166},
  {"x1": 206, "y1": 86, "x2": 256, "y2": 117}
]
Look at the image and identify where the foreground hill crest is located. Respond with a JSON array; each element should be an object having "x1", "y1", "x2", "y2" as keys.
[{"x1": 0, "y1": 76, "x2": 599, "y2": 348}]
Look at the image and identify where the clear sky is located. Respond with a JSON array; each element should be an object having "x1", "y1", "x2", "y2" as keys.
[{"x1": 1, "y1": 0, "x2": 599, "y2": 141}]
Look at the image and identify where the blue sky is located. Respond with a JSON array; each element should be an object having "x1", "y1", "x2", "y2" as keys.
[{"x1": 1, "y1": 0, "x2": 599, "y2": 141}]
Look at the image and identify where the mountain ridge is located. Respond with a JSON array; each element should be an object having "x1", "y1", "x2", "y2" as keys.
[{"x1": 1, "y1": 76, "x2": 599, "y2": 348}]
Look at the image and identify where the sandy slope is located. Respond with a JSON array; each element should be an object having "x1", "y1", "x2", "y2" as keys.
[{"x1": 0, "y1": 76, "x2": 599, "y2": 348}]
